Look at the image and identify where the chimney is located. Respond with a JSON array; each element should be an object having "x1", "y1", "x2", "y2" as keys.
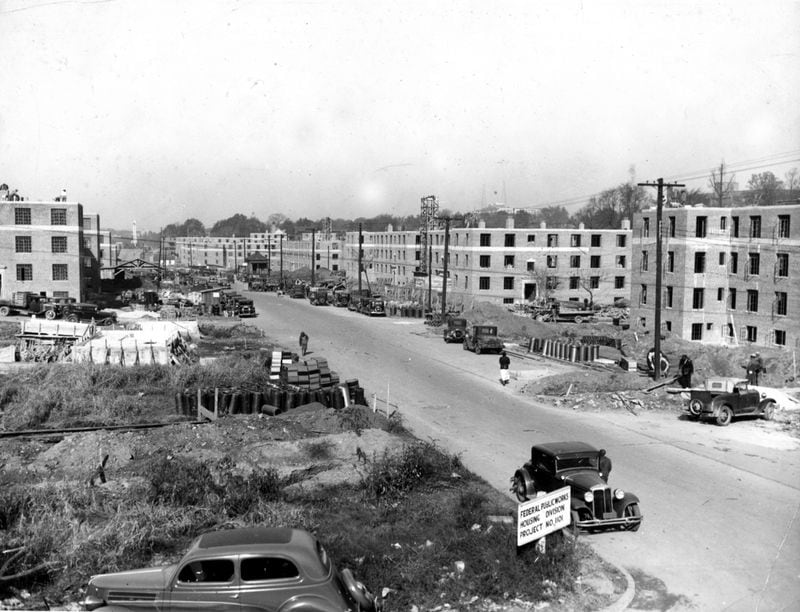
[
  {"x1": 578, "y1": 222, "x2": 585, "y2": 230},
  {"x1": 505, "y1": 215, "x2": 515, "y2": 229},
  {"x1": 621, "y1": 218, "x2": 631, "y2": 230},
  {"x1": 478, "y1": 219, "x2": 486, "y2": 229},
  {"x1": 539, "y1": 221, "x2": 547, "y2": 229}
]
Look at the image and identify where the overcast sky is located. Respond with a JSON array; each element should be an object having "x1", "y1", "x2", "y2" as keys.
[{"x1": 2, "y1": 0, "x2": 799, "y2": 231}]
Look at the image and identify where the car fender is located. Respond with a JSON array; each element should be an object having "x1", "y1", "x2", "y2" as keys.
[
  {"x1": 612, "y1": 492, "x2": 641, "y2": 514},
  {"x1": 278, "y1": 595, "x2": 345, "y2": 612}
]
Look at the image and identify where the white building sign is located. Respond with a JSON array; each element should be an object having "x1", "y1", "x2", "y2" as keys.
[{"x1": 516, "y1": 486, "x2": 571, "y2": 546}]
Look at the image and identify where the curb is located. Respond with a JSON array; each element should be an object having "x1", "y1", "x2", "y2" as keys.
[{"x1": 598, "y1": 554, "x2": 636, "y2": 612}]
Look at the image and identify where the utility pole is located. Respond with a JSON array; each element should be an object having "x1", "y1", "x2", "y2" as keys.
[
  {"x1": 267, "y1": 235, "x2": 271, "y2": 277},
  {"x1": 440, "y1": 216, "x2": 463, "y2": 322},
  {"x1": 279, "y1": 234, "x2": 284, "y2": 288},
  {"x1": 427, "y1": 244, "x2": 433, "y2": 314},
  {"x1": 358, "y1": 224, "x2": 363, "y2": 298},
  {"x1": 157, "y1": 228, "x2": 163, "y2": 291},
  {"x1": 638, "y1": 177, "x2": 685, "y2": 381},
  {"x1": 310, "y1": 228, "x2": 316, "y2": 286}
]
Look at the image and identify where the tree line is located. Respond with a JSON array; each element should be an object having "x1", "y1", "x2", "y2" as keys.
[{"x1": 158, "y1": 168, "x2": 798, "y2": 239}]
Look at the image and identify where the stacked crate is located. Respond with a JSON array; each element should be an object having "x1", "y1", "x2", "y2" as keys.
[
  {"x1": 269, "y1": 350, "x2": 293, "y2": 382},
  {"x1": 281, "y1": 357, "x2": 339, "y2": 391}
]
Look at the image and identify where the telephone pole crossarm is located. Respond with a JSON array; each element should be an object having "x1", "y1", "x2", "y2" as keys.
[{"x1": 636, "y1": 178, "x2": 685, "y2": 381}]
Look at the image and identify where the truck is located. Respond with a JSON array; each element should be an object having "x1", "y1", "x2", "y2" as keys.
[
  {"x1": 534, "y1": 299, "x2": 598, "y2": 323},
  {"x1": 358, "y1": 295, "x2": 386, "y2": 316},
  {"x1": 0, "y1": 292, "x2": 46, "y2": 317},
  {"x1": 308, "y1": 286, "x2": 329, "y2": 306},
  {"x1": 443, "y1": 317, "x2": 468, "y2": 343},
  {"x1": 463, "y1": 325, "x2": 504, "y2": 354}
]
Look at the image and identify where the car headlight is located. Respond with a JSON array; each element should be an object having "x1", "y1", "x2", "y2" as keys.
[
  {"x1": 614, "y1": 488, "x2": 625, "y2": 500},
  {"x1": 583, "y1": 492, "x2": 594, "y2": 503}
]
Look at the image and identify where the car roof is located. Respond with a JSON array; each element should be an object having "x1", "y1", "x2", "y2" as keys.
[{"x1": 533, "y1": 441, "x2": 599, "y2": 457}]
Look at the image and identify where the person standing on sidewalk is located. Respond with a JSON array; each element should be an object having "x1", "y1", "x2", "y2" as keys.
[
  {"x1": 299, "y1": 331, "x2": 309, "y2": 356},
  {"x1": 499, "y1": 351, "x2": 510, "y2": 386}
]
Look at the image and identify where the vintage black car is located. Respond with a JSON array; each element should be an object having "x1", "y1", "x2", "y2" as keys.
[
  {"x1": 443, "y1": 317, "x2": 468, "y2": 343},
  {"x1": 511, "y1": 441, "x2": 642, "y2": 532},
  {"x1": 700, "y1": 381, "x2": 778, "y2": 426},
  {"x1": 83, "y1": 527, "x2": 378, "y2": 612},
  {"x1": 463, "y1": 325, "x2": 504, "y2": 354},
  {"x1": 684, "y1": 377, "x2": 748, "y2": 418},
  {"x1": 61, "y1": 303, "x2": 117, "y2": 326}
]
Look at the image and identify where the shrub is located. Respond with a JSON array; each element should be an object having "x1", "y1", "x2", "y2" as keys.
[{"x1": 145, "y1": 455, "x2": 220, "y2": 506}]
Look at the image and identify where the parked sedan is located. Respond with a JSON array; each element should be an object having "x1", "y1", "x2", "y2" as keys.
[
  {"x1": 83, "y1": 527, "x2": 379, "y2": 612},
  {"x1": 511, "y1": 441, "x2": 642, "y2": 532}
]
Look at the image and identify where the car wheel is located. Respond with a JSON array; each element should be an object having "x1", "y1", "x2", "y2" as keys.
[
  {"x1": 623, "y1": 503, "x2": 642, "y2": 531},
  {"x1": 762, "y1": 401, "x2": 776, "y2": 421},
  {"x1": 0, "y1": 306, "x2": 10, "y2": 317},
  {"x1": 102, "y1": 317, "x2": 115, "y2": 326},
  {"x1": 475, "y1": 346, "x2": 482, "y2": 355},
  {"x1": 66, "y1": 314, "x2": 79, "y2": 323},
  {"x1": 44, "y1": 309, "x2": 57, "y2": 320},
  {"x1": 570, "y1": 510, "x2": 581, "y2": 537},
  {"x1": 512, "y1": 471, "x2": 534, "y2": 502},
  {"x1": 341, "y1": 568, "x2": 375, "y2": 611},
  {"x1": 574, "y1": 316, "x2": 583, "y2": 324},
  {"x1": 688, "y1": 399, "x2": 704, "y2": 418},
  {"x1": 716, "y1": 405, "x2": 733, "y2": 426}
]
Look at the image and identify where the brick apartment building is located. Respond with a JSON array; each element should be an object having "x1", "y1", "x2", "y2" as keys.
[
  {"x1": 630, "y1": 203, "x2": 800, "y2": 348},
  {"x1": 343, "y1": 217, "x2": 633, "y2": 308},
  {"x1": 0, "y1": 198, "x2": 98, "y2": 302}
]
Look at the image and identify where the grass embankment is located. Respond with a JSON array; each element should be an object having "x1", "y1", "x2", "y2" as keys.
[{"x1": 0, "y1": 323, "x2": 584, "y2": 610}]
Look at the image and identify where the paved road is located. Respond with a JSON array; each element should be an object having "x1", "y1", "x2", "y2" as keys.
[{"x1": 246, "y1": 292, "x2": 800, "y2": 611}]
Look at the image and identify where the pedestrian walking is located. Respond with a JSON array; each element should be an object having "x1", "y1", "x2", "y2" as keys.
[
  {"x1": 677, "y1": 354, "x2": 694, "y2": 388},
  {"x1": 299, "y1": 331, "x2": 309, "y2": 356},
  {"x1": 499, "y1": 350, "x2": 510, "y2": 386}
]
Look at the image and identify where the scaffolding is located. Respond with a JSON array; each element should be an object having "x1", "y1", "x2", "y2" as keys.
[{"x1": 418, "y1": 195, "x2": 439, "y2": 275}]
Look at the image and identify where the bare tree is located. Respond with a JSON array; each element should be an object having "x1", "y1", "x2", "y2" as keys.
[
  {"x1": 708, "y1": 161, "x2": 737, "y2": 207},
  {"x1": 784, "y1": 168, "x2": 800, "y2": 200}
]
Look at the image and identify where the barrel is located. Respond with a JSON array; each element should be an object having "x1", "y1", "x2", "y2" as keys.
[
  {"x1": 175, "y1": 392, "x2": 184, "y2": 415},
  {"x1": 250, "y1": 392, "x2": 262, "y2": 414}
]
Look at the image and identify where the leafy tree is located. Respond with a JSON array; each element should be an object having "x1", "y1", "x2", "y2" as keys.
[
  {"x1": 163, "y1": 218, "x2": 206, "y2": 237},
  {"x1": 530, "y1": 205, "x2": 572, "y2": 228},
  {"x1": 745, "y1": 171, "x2": 784, "y2": 206},
  {"x1": 210, "y1": 214, "x2": 267, "y2": 236},
  {"x1": 573, "y1": 180, "x2": 651, "y2": 229}
]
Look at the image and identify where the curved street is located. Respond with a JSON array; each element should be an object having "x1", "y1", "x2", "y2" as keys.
[{"x1": 245, "y1": 291, "x2": 800, "y2": 611}]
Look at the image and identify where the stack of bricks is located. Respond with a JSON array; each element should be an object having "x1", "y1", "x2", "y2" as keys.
[
  {"x1": 269, "y1": 350, "x2": 293, "y2": 382},
  {"x1": 281, "y1": 357, "x2": 340, "y2": 390}
]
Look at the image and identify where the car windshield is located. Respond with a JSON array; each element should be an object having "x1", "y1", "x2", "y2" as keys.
[{"x1": 557, "y1": 455, "x2": 598, "y2": 471}]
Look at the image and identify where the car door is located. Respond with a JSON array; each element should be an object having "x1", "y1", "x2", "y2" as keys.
[
  {"x1": 237, "y1": 555, "x2": 309, "y2": 612},
  {"x1": 169, "y1": 557, "x2": 241, "y2": 611}
]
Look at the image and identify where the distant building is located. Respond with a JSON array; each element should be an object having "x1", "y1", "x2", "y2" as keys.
[
  {"x1": 343, "y1": 217, "x2": 632, "y2": 307},
  {"x1": 630, "y1": 203, "x2": 800, "y2": 348}
]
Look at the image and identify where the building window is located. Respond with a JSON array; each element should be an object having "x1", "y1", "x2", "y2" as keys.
[
  {"x1": 667, "y1": 251, "x2": 674, "y2": 273},
  {"x1": 504, "y1": 255, "x2": 514, "y2": 268},
  {"x1": 479, "y1": 276, "x2": 490, "y2": 290},
  {"x1": 643, "y1": 218, "x2": 650, "y2": 238},
  {"x1": 614, "y1": 276, "x2": 625, "y2": 289},
  {"x1": 616, "y1": 255, "x2": 626, "y2": 268},
  {"x1": 479, "y1": 255, "x2": 491, "y2": 268},
  {"x1": 569, "y1": 276, "x2": 580, "y2": 289},
  {"x1": 51, "y1": 208, "x2": 67, "y2": 225},
  {"x1": 52, "y1": 264, "x2": 68, "y2": 280},
  {"x1": 591, "y1": 234, "x2": 601, "y2": 247},
  {"x1": 696, "y1": 216, "x2": 707, "y2": 238},
  {"x1": 503, "y1": 276, "x2": 514, "y2": 290},
  {"x1": 691, "y1": 323, "x2": 703, "y2": 340},
  {"x1": 526, "y1": 260, "x2": 535, "y2": 272},
  {"x1": 505, "y1": 234, "x2": 515, "y2": 247},
  {"x1": 547, "y1": 234, "x2": 559, "y2": 247},
  {"x1": 748, "y1": 252, "x2": 760, "y2": 276},
  {"x1": 746, "y1": 290, "x2": 759, "y2": 312},
  {"x1": 547, "y1": 255, "x2": 557, "y2": 268},
  {"x1": 692, "y1": 288, "x2": 704, "y2": 309},
  {"x1": 665, "y1": 286, "x2": 673, "y2": 308},
  {"x1": 14, "y1": 207, "x2": 31, "y2": 225},
  {"x1": 776, "y1": 253, "x2": 788, "y2": 277},
  {"x1": 668, "y1": 216, "x2": 675, "y2": 238},
  {"x1": 750, "y1": 216, "x2": 761, "y2": 238},
  {"x1": 778, "y1": 215, "x2": 790, "y2": 239},
  {"x1": 720, "y1": 217, "x2": 727, "y2": 231},
  {"x1": 546, "y1": 276, "x2": 558, "y2": 290},
  {"x1": 16, "y1": 264, "x2": 32, "y2": 281},
  {"x1": 665, "y1": 321, "x2": 672, "y2": 331},
  {"x1": 717, "y1": 287, "x2": 724, "y2": 301},
  {"x1": 775, "y1": 292, "x2": 787, "y2": 316},
  {"x1": 641, "y1": 251, "x2": 649, "y2": 272},
  {"x1": 570, "y1": 255, "x2": 581, "y2": 268},
  {"x1": 590, "y1": 276, "x2": 599, "y2": 289},
  {"x1": 775, "y1": 330, "x2": 786, "y2": 346},
  {"x1": 726, "y1": 323, "x2": 735, "y2": 338},
  {"x1": 570, "y1": 234, "x2": 581, "y2": 247},
  {"x1": 527, "y1": 234, "x2": 536, "y2": 243},
  {"x1": 52, "y1": 236, "x2": 67, "y2": 253},
  {"x1": 480, "y1": 233, "x2": 491, "y2": 247},
  {"x1": 746, "y1": 326, "x2": 757, "y2": 343},
  {"x1": 732, "y1": 216, "x2": 740, "y2": 237},
  {"x1": 694, "y1": 252, "x2": 705, "y2": 273},
  {"x1": 729, "y1": 288, "x2": 737, "y2": 310},
  {"x1": 730, "y1": 252, "x2": 738, "y2": 274},
  {"x1": 590, "y1": 255, "x2": 601, "y2": 268},
  {"x1": 15, "y1": 236, "x2": 32, "y2": 253},
  {"x1": 719, "y1": 252, "x2": 726, "y2": 266},
  {"x1": 640, "y1": 285, "x2": 648, "y2": 305}
]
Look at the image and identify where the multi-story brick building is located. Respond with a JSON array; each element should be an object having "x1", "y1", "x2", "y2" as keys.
[
  {"x1": 0, "y1": 198, "x2": 91, "y2": 301},
  {"x1": 630, "y1": 203, "x2": 800, "y2": 348},
  {"x1": 343, "y1": 217, "x2": 632, "y2": 307}
]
